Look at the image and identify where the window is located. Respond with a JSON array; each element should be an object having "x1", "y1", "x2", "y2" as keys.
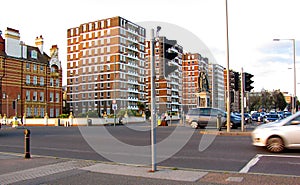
[
  {"x1": 56, "y1": 108, "x2": 60, "y2": 117},
  {"x1": 33, "y1": 76, "x2": 37, "y2": 85},
  {"x1": 27, "y1": 107, "x2": 31, "y2": 117},
  {"x1": 33, "y1": 91, "x2": 37, "y2": 101},
  {"x1": 50, "y1": 108, "x2": 54, "y2": 117},
  {"x1": 56, "y1": 93, "x2": 59, "y2": 102},
  {"x1": 56, "y1": 79, "x2": 59, "y2": 87},
  {"x1": 34, "y1": 107, "x2": 38, "y2": 116},
  {"x1": 50, "y1": 78, "x2": 54, "y2": 86},
  {"x1": 40, "y1": 92, "x2": 44, "y2": 102},
  {"x1": 107, "y1": 74, "x2": 110, "y2": 79},
  {"x1": 31, "y1": 50, "x2": 37, "y2": 59},
  {"x1": 40, "y1": 108, "x2": 45, "y2": 117},
  {"x1": 50, "y1": 92, "x2": 53, "y2": 102},
  {"x1": 40, "y1": 77, "x2": 44, "y2": 86},
  {"x1": 33, "y1": 64, "x2": 37, "y2": 71},
  {"x1": 26, "y1": 63, "x2": 30, "y2": 70},
  {"x1": 26, "y1": 75, "x2": 30, "y2": 84},
  {"x1": 26, "y1": 91, "x2": 30, "y2": 101}
]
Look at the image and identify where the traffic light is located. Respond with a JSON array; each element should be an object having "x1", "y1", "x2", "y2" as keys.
[
  {"x1": 229, "y1": 70, "x2": 235, "y2": 90},
  {"x1": 244, "y1": 72, "x2": 254, "y2": 92},
  {"x1": 234, "y1": 72, "x2": 240, "y2": 91},
  {"x1": 163, "y1": 39, "x2": 178, "y2": 78}
]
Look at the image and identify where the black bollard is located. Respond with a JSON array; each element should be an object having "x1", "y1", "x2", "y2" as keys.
[{"x1": 24, "y1": 129, "x2": 31, "y2": 159}]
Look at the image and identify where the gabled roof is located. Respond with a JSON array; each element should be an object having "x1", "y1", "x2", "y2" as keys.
[{"x1": 26, "y1": 45, "x2": 49, "y2": 64}]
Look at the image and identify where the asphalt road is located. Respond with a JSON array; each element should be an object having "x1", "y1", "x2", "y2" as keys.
[{"x1": 1, "y1": 123, "x2": 300, "y2": 177}]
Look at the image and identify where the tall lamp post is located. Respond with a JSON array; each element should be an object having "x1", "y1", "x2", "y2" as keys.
[
  {"x1": 225, "y1": 0, "x2": 231, "y2": 132},
  {"x1": 273, "y1": 39, "x2": 296, "y2": 113}
]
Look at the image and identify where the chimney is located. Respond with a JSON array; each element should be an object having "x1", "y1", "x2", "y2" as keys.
[
  {"x1": 35, "y1": 35, "x2": 44, "y2": 54},
  {"x1": 50, "y1": 45, "x2": 58, "y2": 58},
  {"x1": 5, "y1": 27, "x2": 21, "y2": 57}
]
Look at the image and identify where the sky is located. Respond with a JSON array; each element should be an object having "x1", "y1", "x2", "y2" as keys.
[{"x1": 1, "y1": 0, "x2": 300, "y2": 98}]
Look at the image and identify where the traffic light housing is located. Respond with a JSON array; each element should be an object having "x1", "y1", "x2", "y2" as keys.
[
  {"x1": 163, "y1": 39, "x2": 178, "y2": 78},
  {"x1": 244, "y1": 72, "x2": 254, "y2": 92},
  {"x1": 234, "y1": 72, "x2": 240, "y2": 91}
]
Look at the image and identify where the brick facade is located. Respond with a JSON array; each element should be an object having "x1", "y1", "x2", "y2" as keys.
[{"x1": 0, "y1": 28, "x2": 62, "y2": 118}]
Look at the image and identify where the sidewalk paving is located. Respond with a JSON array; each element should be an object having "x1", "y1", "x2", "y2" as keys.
[{"x1": 0, "y1": 152, "x2": 300, "y2": 185}]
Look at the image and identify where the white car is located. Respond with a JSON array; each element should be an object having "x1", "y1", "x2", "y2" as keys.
[{"x1": 252, "y1": 111, "x2": 300, "y2": 152}]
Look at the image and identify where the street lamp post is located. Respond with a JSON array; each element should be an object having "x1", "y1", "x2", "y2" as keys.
[
  {"x1": 225, "y1": 0, "x2": 231, "y2": 132},
  {"x1": 273, "y1": 39, "x2": 296, "y2": 113}
]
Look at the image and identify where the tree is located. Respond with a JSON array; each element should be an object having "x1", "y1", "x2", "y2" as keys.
[{"x1": 249, "y1": 90, "x2": 287, "y2": 112}]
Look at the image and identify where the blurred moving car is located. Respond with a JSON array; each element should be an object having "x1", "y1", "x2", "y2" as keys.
[
  {"x1": 186, "y1": 107, "x2": 225, "y2": 129},
  {"x1": 252, "y1": 111, "x2": 300, "y2": 152}
]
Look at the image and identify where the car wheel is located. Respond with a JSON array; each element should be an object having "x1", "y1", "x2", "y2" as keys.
[
  {"x1": 266, "y1": 137, "x2": 284, "y2": 153},
  {"x1": 190, "y1": 121, "x2": 198, "y2": 129}
]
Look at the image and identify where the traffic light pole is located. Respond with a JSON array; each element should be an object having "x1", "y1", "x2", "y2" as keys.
[
  {"x1": 225, "y1": 0, "x2": 231, "y2": 133},
  {"x1": 241, "y1": 68, "x2": 245, "y2": 132},
  {"x1": 150, "y1": 28, "x2": 157, "y2": 172}
]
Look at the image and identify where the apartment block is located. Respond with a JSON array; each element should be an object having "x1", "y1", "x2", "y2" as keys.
[
  {"x1": 0, "y1": 28, "x2": 62, "y2": 118},
  {"x1": 145, "y1": 37, "x2": 183, "y2": 116},
  {"x1": 182, "y1": 53, "x2": 208, "y2": 112},
  {"x1": 67, "y1": 16, "x2": 146, "y2": 116},
  {"x1": 208, "y1": 63, "x2": 225, "y2": 110}
]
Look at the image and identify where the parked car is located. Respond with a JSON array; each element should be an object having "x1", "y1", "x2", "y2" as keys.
[
  {"x1": 252, "y1": 111, "x2": 300, "y2": 152},
  {"x1": 186, "y1": 107, "x2": 241, "y2": 129},
  {"x1": 221, "y1": 113, "x2": 241, "y2": 129},
  {"x1": 263, "y1": 113, "x2": 281, "y2": 123},
  {"x1": 251, "y1": 112, "x2": 260, "y2": 122},
  {"x1": 283, "y1": 111, "x2": 292, "y2": 118},
  {"x1": 244, "y1": 113, "x2": 252, "y2": 124}
]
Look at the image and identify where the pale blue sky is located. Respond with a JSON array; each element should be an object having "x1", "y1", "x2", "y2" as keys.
[{"x1": 1, "y1": 0, "x2": 300, "y2": 97}]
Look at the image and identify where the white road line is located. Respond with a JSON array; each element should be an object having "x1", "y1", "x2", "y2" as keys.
[
  {"x1": 240, "y1": 154, "x2": 300, "y2": 174},
  {"x1": 239, "y1": 154, "x2": 262, "y2": 173}
]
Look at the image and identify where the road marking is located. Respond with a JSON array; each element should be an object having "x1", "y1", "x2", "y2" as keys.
[
  {"x1": 239, "y1": 154, "x2": 262, "y2": 173},
  {"x1": 0, "y1": 160, "x2": 92, "y2": 185},
  {"x1": 240, "y1": 154, "x2": 300, "y2": 174}
]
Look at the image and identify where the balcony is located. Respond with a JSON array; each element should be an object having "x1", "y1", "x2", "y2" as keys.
[{"x1": 50, "y1": 72, "x2": 60, "y2": 77}]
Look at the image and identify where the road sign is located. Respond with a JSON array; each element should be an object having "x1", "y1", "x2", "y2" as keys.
[{"x1": 112, "y1": 103, "x2": 117, "y2": 111}]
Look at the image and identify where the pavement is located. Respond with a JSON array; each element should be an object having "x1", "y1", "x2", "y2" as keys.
[{"x1": 1, "y1": 152, "x2": 300, "y2": 185}]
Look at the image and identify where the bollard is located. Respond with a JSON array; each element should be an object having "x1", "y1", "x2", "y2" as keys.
[
  {"x1": 217, "y1": 114, "x2": 222, "y2": 131},
  {"x1": 24, "y1": 129, "x2": 31, "y2": 159}
]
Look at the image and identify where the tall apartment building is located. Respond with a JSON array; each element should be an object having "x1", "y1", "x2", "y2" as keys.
[
  {"x1": 0, "y1": 28, "x2": 62, "y2": 118},
  {"x1": 208, "y1": 63, "x2": 225, "y2": 110},
  {"x1": 67, "y1": 16, "x2": 147, "y2": 116},
  {"x1": 145, "y1": 37, "x2": 183, "y2": 116},
  {"x1": 182, "y1": 53, "x2": 208, "y2": 112}
]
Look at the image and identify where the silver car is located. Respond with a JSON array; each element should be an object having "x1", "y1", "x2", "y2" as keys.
[
  {"x1": 186, "y1": 107, "x2": 226, "y2": 129},
  {"x1": 252, "y1": 111, "x2": 300, "y2": 152}
]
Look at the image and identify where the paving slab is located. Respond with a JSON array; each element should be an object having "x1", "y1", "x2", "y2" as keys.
[{"x1": 81, "y1": 163, "x2": 208, "y2": 182}]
